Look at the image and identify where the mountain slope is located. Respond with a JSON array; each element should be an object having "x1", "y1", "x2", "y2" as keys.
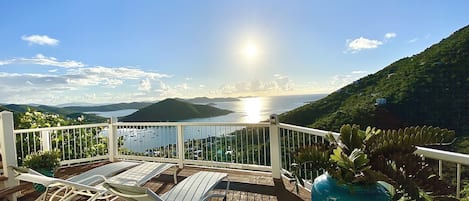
[
  {"x1": 120, "y1": 98, "x2": 232, "y2": 122},
  {"x1": 0, "y1": 104, "x2": 107, "y2": 123},
  {"x1": 280, "y1": 25, "x2": 469, "y2": 136},
  {"x1": 63, "y1": 102, "x2": 152, "y2": 112}
]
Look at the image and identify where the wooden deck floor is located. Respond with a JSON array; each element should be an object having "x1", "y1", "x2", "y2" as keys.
[{"x1": 17, "y1": 162, "x2": 311, "y2": 201}]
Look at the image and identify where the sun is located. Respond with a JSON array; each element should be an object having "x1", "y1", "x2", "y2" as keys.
[{"x1": 242, "y1": 43, "x2": 259, "y2": 60}]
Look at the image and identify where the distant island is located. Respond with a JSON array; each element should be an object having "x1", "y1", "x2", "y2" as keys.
[
  {"x1": 63, "y1": 102, "x2": 153, "y2": 112},
  {"x1": 120, "y1": 98, "x2": 232, "y2": 122},
  {"x1": 180, "y1": 97, "x2": 240, "y2": 104}
]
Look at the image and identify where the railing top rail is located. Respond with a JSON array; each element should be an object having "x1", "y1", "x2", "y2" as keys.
[
  {"x1": 115, "y1": 121, "x2": 270, "y2": 127},
  {"x1": 415, "y1": 146, "x2": 469, "y2": 166},
  {"x1": 13, "y1": 123, "x2": 109, "y2": 133},
  {"x1": 278, "y1": 123, "x2": 334, "y2": 137}
]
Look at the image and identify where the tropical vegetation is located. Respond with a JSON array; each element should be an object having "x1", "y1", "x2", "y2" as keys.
[
  {"x1": 12, "y1": 109, "x2": 109, "y2": 165},
  {"x1": 291, "y1": 124, "x2": 456, "y2": 201},
  {"x1": 23, "y1": 150, "x2": 61, "y2": 171},
  {"x1": 280, "y1": 25, "x2": 469, "y2": 137}
]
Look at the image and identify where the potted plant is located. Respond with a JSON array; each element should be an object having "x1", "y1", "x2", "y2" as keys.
[
  {"x1": 23, "y1": 150, "x2": 61, "y2": 192},
  {"x1": 291, "y1": 124, "x2": 457, "y2": 201}
]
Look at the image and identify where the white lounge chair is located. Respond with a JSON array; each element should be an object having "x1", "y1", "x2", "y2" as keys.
[
  {"x1": 12, "y1": 161, "x2": 139, "y2": 201},
  {"x1": 103, "y1": 171, "x2": 229, "y2": 201},
  {"x1": 13, "y1": 161, "x2": 176, "y2": 201}
]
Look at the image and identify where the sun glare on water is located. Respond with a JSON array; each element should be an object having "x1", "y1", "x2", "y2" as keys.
[{"x1": 243, "y1": 97, "x2": 262, "y2": 123}]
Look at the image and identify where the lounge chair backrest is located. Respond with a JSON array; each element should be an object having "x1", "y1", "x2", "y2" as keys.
[
  {"x1": 15, "y1": 173, "x2": 104, "y2": 193},
  {"x1": 67, "y1": 161, "x2": 139, "y2": 185},
  {"x1": 106, "y1": 162, "x2": 175, "y2": 186}
]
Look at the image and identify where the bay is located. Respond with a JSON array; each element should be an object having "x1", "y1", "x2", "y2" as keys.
[{"x1": 102, "y1": 94, "x2": 326, "y2": 153}]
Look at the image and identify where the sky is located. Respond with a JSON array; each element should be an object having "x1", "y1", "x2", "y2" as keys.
[{"x1": 1, "y1": 1, "x2": 469, "y2": 105}]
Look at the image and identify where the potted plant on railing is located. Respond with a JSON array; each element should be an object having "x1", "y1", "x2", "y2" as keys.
[
  {"x1": 23, "y1": 150, "x2": 61, "y2": 192},
  {"x1": 291, "y1": 124, "x2": 457, "y2": 201}
]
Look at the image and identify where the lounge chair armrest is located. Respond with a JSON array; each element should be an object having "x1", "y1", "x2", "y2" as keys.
[{"x1": 9, "y1": 166, "x2": 28, "y2": 174}]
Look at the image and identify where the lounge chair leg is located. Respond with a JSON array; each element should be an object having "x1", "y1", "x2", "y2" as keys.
[
  {"x1": 224, "y1": 179, "x2": 230, "y2": 201},
  {"x1": 173, "y1": 168, "x2": 178, "y2": 184}
]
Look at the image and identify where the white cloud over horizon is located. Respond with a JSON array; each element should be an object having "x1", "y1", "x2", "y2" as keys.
[
  {"x1": 329, "y1": 70, "x2": 367, "y2": 90},
  {"x1": 21, "y1": 35, "x2": 59, "y2": 46},
  {"x1": 384, "y1": 32, "x2": 397, "y2": 39},
  {"x1": 138, "y1": 79, "x2": 152, "y2": 91},
  {"x1": 346, "y1": 32, "x2": 397, "y2": 53},
  {"x1": 0, "y1": 53, "x2": 332, "y2": 105},
  {"x1": 0, "y1": 55, "x2": 173, "y2": 104},
  {"x1": 0, "y1": 54, "x2": 85, "y2": 68},
  {"x1": 347, "y1": 37, "x2": 383, "y2": 52},
  {"x1": 218, "y1": 74, "x2": 293, "y2": 95}
]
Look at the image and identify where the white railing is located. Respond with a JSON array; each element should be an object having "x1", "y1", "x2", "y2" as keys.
[
  {"x1": 13, "y1": 123, "x2": 109, "y2": 166},
  {"x1": 0, "y1": 111, "x2": 467, "y2": 199},
  {"x1": 112, "y1": 122, "x2": 272, "y2": 172}
]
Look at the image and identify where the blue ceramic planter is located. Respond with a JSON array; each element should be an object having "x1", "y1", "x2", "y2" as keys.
[{"x1": 312, "y1": 173, "x2": 391, "y2": 201}]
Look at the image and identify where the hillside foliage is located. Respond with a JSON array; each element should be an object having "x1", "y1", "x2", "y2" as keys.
[{"x1": 280, "y1": 25, "x2": 469, "y2": 137}]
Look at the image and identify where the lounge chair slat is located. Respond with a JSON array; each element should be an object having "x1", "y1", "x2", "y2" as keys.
[
  {"x1": 103, "y1": 170, "x2": 229, "y2": 201},
  {"x1": 161, "y1": 171, "x2": 227, "y2": 201},
  {"x1": 106, "y1": 162, "x2": 175, "y2": 186}
]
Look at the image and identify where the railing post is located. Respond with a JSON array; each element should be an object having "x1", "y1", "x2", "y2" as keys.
[
  {"x1": 108, "y1": 117, "x2": 118, "y2": 162},
  {"x1": 177, "y1": 125, "x2": 184, "y2": 169},
  {"x1": 41, "y1": 131, "x2": 51, "y2": 151},
  {"x1": 0, "y1": 111, "x2": 19, "y2": 201},
  {"x1": 269, "y1": 114, "x2": 281, "y2": 179}
]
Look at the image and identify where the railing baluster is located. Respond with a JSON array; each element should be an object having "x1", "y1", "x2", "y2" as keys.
[
  {"x1": 263, "y1": 128, "x2": 267, "y2": 166},
  {"x1": 73, "y1": 129, "x2": 77, "y2": 159},
  {"x1": 438, "y1": 160, "x2": 443, "y2": 179},
  {"x1": 20, "y1": 133, "x2": 24, "y2": 162},
  {"x1": 257, "y1": 128, "x2": 260, "y2": 165},
  {"x1": 456, "y1": 163, "x2": 461, "y2": 199},
  {"x1": 61, "y1": 129, "x2": 65, "y2": 159}
]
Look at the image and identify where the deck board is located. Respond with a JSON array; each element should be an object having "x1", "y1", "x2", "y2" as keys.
[{"x1": 16, "y1": 161, "x2": 311, "y2": 201}]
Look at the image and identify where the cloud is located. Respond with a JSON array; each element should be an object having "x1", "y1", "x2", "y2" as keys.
[
  {"x1": 384, "y1": 32, "x2": 397, "y2": 39},
  {"x1": 346, "y1": 33, "x2": 397, "y2": 53},
  {"x1": 218, "y1": 74, "x2": 293, "y2": 95},
  {"x1": 351, "y1": 70, "x2": 367, "y2": 74},
  {"x1": 347, "y1": 37, "x2": 383, "y2": 51},
  {"x1": 0, "y1": 59, "x2": 13, "y2": 66},
  {"x1": 0, "y1": 54, "x2": 175, "y2": 104},
  {"x1": 2, "y1": 54, "x2": 85, "y2": 68},
  {"x1": 408, "y1": 38, "x2": 418, "y2": 43},
  {"x1": 138, "y1": 79, "x2": 152, "y2": 91},
  {"x1": 21, "y1": 35, "x2": 59, "y2": 46},
  {"x1": 65, "y1": 66, "x2": 170, "y2": 88},
  {"x1": 328, "y1": 70, "x2": 368, "y2": 91}
]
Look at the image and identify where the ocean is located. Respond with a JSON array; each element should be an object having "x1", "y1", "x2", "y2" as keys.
[
  {"x1": 185, "y1": 94, "x2": 325, "y2": 123},
  {"x1": 98, "y1": 94, "x2": 327, "y2": 153},
  {"x1": 93, "y1": 94, "x2": 326, "y2": 123}
]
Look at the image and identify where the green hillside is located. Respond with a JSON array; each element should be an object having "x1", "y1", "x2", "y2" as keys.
[
  {"x1": 64, "y1": 102, "x2": 152, "y2": 112},
  {"x1": 0, "y1": 104, "x2": 107, "y2": 124},
  {"x1": 120, "y1": 98, "x2": 232, "y2": 122},
  {"x1": 280, "y1": 25, "x2": 469, "y2": 136}
]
